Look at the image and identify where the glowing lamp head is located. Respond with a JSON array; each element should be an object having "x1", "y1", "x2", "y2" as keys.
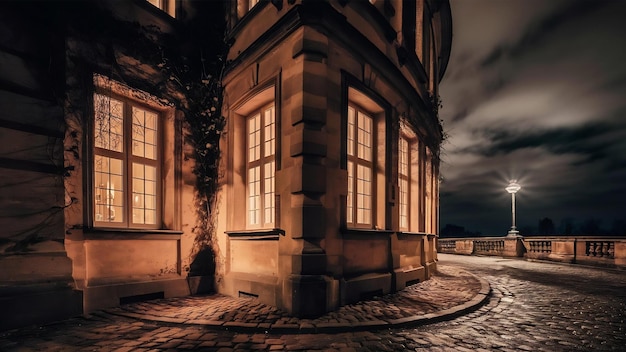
[{"x1": 506, "y1": 180, "x2": 521, "y2": 194}]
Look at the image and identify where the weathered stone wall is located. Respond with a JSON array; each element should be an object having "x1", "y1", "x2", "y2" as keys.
[
  {"x1": 219, "y1": 0, "x2": 449, "y2": 316},
  {"x1": 0, "y1": 0, "x2": 225, "y2": 330},
  {"x1": 0, "y1": 3, "x2": 82, "y2": 331}
]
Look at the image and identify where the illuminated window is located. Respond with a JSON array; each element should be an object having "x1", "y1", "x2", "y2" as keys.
[
  {"x1": 247, "y1": 105, "x2": 275, "y2": 228},
  {"x1": 399, "y1": 136, "x2": 410, "y2": 230},
  {"x1": 347, "y1": 105, "x2": 373, "y2": 227},
  {"x1": 146, "y1": 0, "x2": 174, "y2": 16},
  {"x1": 93, "y1": 93, "x2": 160, "y2": 228},
  {"x1": 249, "y1": 0, "x2": 260, "y2": 9},
  {"x1": 425, "y1": 148, "x2": 435, "y2": 234}
]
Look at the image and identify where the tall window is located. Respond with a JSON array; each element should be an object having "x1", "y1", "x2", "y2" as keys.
[
  {"x1": 425, "y1": 148, "x2": 433, "y2": 233},
  {"x1": 94, "y1": 93, "x2": 159, "y2": 228},
  {"x1": 398, "y1": 137, "x2": 410, "y2": 230},
  {"x1": 347, "y1": 105, "x2": 373, "y2": 227},
  {"x1": 248, "y1": 105, "x2": 275, "y2": 228}
]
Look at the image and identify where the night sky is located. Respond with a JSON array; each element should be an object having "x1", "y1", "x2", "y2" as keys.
[{"x1": 438, "y1": 0, "x2": 626, "y2": 236}]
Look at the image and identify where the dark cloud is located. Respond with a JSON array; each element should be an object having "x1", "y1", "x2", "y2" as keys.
[
  {"x1": 480, "y1": 1, "x2": 609, "y2": 67},
  {"x1": 472, "y1": 123, "x2": 613, "y2": 162},
  {"x1": 438, "y1": 0, "x2": 626, "y2": 235}
]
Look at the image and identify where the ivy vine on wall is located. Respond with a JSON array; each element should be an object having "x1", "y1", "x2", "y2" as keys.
[{"x1": 57, "y1": 1, "x2": 228, "y2": 272}]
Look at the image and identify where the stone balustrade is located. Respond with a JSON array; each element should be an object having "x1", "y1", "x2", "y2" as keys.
[
  {"x1": 474, "y1": 239, "x2": 504, "y2": 255},
  {"x1": 437, "y1": 236, "x2": 626, "y2": 268}
]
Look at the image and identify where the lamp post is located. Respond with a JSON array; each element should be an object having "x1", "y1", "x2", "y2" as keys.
[{"x1": 505, "y1": 180, "x2": 521, "y2": 236}]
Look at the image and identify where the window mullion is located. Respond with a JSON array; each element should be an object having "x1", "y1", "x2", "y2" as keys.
[
  {"x1": 405, "y1": 139, "x2": 410, "y2": 231},
  {"x1": 124, "y1": 100, "x2": 133, "y2": 228}
]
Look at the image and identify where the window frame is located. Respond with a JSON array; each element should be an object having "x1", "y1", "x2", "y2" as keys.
[
  {"x1": 398, "y1": 135, "x2": 411, "y2": 231},
  {"x1": 246, "y1": 103, "x2": 276, "y2": 229},
  {"x1": 346, "y1": 104, "x2": 376, "y2": 229},
  {"x1": 425, "y1": 147, "x2": 436, "y2": 234},
  {"x1": 92, "y1": 89, "x2": 162, "y2": 230}
]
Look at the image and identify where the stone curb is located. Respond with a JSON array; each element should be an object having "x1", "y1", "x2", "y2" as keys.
[{"x1": 105, "y1": 271, "x2": 491, "y2": 334}]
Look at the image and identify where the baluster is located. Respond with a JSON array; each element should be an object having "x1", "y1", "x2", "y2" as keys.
[{"x1": 598, "y1": 242, "x2": 603, "y2": 257}]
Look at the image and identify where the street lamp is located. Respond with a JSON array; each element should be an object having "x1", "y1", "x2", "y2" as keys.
[{"x1": 505, "y1": 180, "x2": 521, "y2": 236}]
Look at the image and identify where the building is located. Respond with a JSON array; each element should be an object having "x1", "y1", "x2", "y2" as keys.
[
  {"x1": 216, "y1": 0, "x2": 451, "y2": 317},
  {"x1": 0, "y1": 0, "x2": 226, "y2": 330},
  {"x1": 0, "y1": 0, "x2": 451, "y2": 330}
]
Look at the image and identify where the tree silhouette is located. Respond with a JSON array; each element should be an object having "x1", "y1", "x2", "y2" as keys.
[
  {"x1": 538, "y1": 217, "x2": 555, "y2": 235},
  {"x1": 579, "y1": 218, "x2": 603, "y2": 235}
]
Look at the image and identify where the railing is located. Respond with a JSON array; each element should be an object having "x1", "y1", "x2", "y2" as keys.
[
  {"x1": 438, "y1": 240, "x2": 456, "y2": 251},
  {"x1": 437, "y1": 236, "x2": 626, "y2": 268},
  {"x1": 527, "y1": 240, "x2": 552, "y2": 254},
  {"x1": 586, "y1": 241, "x2": 614, "y2": 259},
  {"x1": 474, "y1": 239, "x2": 504, "y2": 255}
]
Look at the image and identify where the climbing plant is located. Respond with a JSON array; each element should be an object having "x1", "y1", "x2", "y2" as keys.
[{"x1": 55, "y1": 1, "x2": 229, "y2": 270}]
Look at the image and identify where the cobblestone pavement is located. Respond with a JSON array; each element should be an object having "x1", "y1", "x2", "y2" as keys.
[
  {"x1": 102, "y1": 264, "x2": 485, "y2": 333},
  {"x1": 1, "y1": 254, "x2": 625, "y2": 351}
]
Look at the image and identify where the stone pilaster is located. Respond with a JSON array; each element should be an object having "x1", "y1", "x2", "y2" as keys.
[{"x1": 280, "y1": 27, "x2": 332, "y2": 316}]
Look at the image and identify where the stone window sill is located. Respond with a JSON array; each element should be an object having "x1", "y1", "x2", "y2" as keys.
[
  {"x1": 83, "y1": 228, "x2": 183, "y2": 240},
  {"x1": 225, "y1": 228, "x2": 285, "y2": 240}
]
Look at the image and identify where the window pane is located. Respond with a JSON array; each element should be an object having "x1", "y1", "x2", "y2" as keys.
[
  {"x1": 248, "y1": 114, "x2": 260, "y2": 162},
  {"x1": 347, "y1": 106, "x2": 355, "y2": 156},
  {"x1": 356, "y1": 165, "x2": 372, "y2": 224},
  {"x1": 132, "y1": 107, "x2": 158, "y2": 160},
  {"x1": 264, "y1": 161, "x2": 275, "y2": 225},
  {"x1": 264, "y1": 106, "x2": 275, "y2": 158},
  {"x1": 400, "y1": 178, "x2": 408, "y2": 229},
  {"x1": 347, "y1": 161, "x2": 354, "y2": 224},
  {"x1": 132, "y1": 163, "x2": 157, "y2": 225},
  {"x1": 357, "y1": 112, "x2": 372, "y2": 161},
  {"x1": 248, "y1": 166, "x2": 260, "y2": 225},
  {"x1": 399, "y1": 137, "x2": 410, "y2": 229},
  {"x1": 94, "y1": 155, "x2": 124, "y2": 223},
  {"x1": 356, "y1": 164, "x2": 372, "y2": 224},
  {"x1": 399, "y1": 137, "x2": 409, "y2": 176},
  {"x1": 94, "y1": 94, "x2": 124, "y2": 152}
]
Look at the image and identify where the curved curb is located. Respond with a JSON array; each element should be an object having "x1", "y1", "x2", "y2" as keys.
[{"x1": 105, "y1": 272, "x2": 491, "y2": 334}]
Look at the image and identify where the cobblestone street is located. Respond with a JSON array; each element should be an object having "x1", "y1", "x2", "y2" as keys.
[
  {"x1": 1, "y1": 254, "x2": 625, "y2": 351},
  {"x1": 398, "y1": 255, "x2": 626, "y2": 351}
]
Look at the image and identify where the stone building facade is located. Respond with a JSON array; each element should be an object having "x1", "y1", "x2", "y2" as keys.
[
  {"x1": 215, "y1": 0, "x2": 451, "y2": 317},
  {"x1": 0, "y1": 0, "x2": 451, "y2": 330},
  {"x1": 0, "y1": 0, "x2": 224, "y2": 330}
]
